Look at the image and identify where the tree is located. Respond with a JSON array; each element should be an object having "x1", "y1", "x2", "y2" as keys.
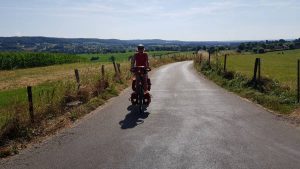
[
  {"x1": 289, "y1": 44, "x2": 295, "y2": 50},
  {"x1": 258, "y1": 48, "x2": 265, "y2": 54},
  {"x1": 218, "y1": 46, "x2": 225, "y2": 51},
  {"x1": 294, "y1": 38, "x2": 300, "y2": 43},
  {"x1": 208, "y1": 47, "x2": 216, "y2": 53},
  {"x1": 279, "y1": 39, "x2": 286, "y2": 43},
  {"x1": 253, "y1": 48, "x2": 258, "y2": 53},
  {"x1": 238, "y1": 43, "x2": 246, "y2": 51}
]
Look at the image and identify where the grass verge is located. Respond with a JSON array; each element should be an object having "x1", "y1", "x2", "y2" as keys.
[{"x1": 194, "y1": 59, "x2": 299, "y2": 115}]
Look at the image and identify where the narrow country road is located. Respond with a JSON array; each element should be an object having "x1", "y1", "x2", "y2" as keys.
[{"x1": 1, "y1": 61, "x2": 300, "y2": 169}]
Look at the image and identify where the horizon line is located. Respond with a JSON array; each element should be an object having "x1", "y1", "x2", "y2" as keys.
[{"x1": 0, "y1": 36, "x2": 298, "y2": 43}]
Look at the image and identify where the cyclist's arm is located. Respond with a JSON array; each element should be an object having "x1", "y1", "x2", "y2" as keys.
[
  {"x1": 146, "y1": 53, "x2": 149, "y2": 68},
  {"x1": 131, "y1": 54, "x2": 136, "y2": 68}
]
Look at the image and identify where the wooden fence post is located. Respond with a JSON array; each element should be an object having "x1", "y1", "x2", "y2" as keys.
[
  {"x1": 297, "y1": 60, "x2": 300, "y2": 103},
  {"x1": 101, "y1": 65, "x2": 105, "y2": 79},
  {"x1": 117, "y1": 63, "x2": 121, "y2": 74},
  {"x1": 208, "y1": 51, "x2": 211, "y2": 66},
  {"x1": 224, "y1": 54, "x2": 228, "y2": 72},
  {"x1": 74, "y1": 69, "x2": 80, "y2": 90},
  {"x1": 258, "y1": 58, "x2": 261, "y2": 81},
  {"x1": 111, "y1": 56, "x2": 118, "y2": 75},
  {"x1": 252, "y1": 58, "x2": 259, "y2": 82},
  {"x1": 200, "y1": 54, "x2": 202, "y2": 64},
  {"x1": 27, "y1": 86, "x2": 34, "y2": 123}
]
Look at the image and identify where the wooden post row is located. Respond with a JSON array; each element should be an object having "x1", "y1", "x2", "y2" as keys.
[{"x1": 27, "y1": 86, "x2": 34, "y2": 123}]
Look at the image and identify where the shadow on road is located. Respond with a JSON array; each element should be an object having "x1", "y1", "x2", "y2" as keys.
[{"x1": 119, "y1": 105, "x2": 150, "y2": 129}]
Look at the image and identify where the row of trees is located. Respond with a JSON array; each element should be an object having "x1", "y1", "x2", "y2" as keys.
[
  {"x1": 237, "y1": 39, "x2": 300, "y2": 53},
  {"x1": 0, "y1": 52, "x2": 85, "y2": 70}
]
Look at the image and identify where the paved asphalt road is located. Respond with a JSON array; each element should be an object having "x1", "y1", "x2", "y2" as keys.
[{"x1": 1, "y1": 61, "x2": 300, "y2": 169}]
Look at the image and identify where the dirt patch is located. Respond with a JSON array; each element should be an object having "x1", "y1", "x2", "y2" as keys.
[{"x1": 287, "y1": 108, "x2": 300, "y2": 125}]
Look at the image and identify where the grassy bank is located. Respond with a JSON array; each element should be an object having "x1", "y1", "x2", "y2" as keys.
[
  {"x1": 0, "y1": 53, "x2": 193, "y2": 158},
  {"x1": 194, "y1": 50, "x2": 299, "y2": 115}
]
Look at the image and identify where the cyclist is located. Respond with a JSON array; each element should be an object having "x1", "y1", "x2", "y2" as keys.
[{"x1": 131, "y1": 44, "x2": 150, "y2": 93}]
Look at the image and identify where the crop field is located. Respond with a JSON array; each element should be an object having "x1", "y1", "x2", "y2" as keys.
[
  {"x1": 0, "y1": 51, "x2": 180, "y2": 71},
  {"x1": 221, "y1": 49, "x2": 300, "y2": 90},
  {"x1": 78, "y1": 51, "x2": 180, "y2": 62},
  {"x1": 0, "y1": 62, "x2": 105, "y2": 91},
  {"x1": 0, "y1": 52, "x2": 85, "y2": 70}
]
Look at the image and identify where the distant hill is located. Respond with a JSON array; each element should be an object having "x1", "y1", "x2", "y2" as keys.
[{"x1": 0, "y1": 36, "x2": 242, "y2": 54}]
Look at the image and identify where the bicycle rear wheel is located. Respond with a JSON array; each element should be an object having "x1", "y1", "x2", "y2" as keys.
[{"x1": 137, "y1": 76, "x2": 144, "y2": 113}]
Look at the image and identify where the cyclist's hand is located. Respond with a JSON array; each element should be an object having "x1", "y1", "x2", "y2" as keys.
[{"x1": 130, "y1": 67, "x2": 135, "y2": 72}]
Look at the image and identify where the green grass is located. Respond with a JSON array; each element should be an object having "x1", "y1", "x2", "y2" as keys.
[
  {"x1": 223, "y1": 49, "x2": 300, "y2": 89},
  {"x1": 0, "y1": 88, "x2": 27, "y2": 107},
  {"x1": 0, "y1": 82, "x2": 73, "y2": 108}
]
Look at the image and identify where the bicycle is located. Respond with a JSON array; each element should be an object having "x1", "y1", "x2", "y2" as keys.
[{"x1": 130, "y1": 66, "x2": 151, "y2": 112}]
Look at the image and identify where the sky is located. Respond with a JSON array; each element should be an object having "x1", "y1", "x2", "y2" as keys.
[{"x1": 0, "y1": 0, "x2": 299, "y2": 41}]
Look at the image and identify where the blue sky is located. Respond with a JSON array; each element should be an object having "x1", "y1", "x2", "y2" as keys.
[{"x1": 0, "y1": 0, "x2": 299, "y2": 41}]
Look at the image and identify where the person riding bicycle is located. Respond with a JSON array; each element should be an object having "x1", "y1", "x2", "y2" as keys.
[
  {"x1": 130, "y1": 44, "x2": 151, "y2": 106},
  {"x1": 131, "y1": 44, "x2": 150, "y2": 93}
]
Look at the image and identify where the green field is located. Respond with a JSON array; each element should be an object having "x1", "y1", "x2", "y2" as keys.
[
  {"x1": 195, "y1": 49, "x2": 300, "y2": 114},
  {"x1": 78, "y1": 51, "x2": 180, "y2": 62},
  {"x1": 0, "y1": 52, "x2": 85, "y2": 70},
  {"x1": 0, "y1": 51, "x2": 180, "y2": 71},
  {"x1": 223, "y1": 49, "x2": 300, "y2": 89}
]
